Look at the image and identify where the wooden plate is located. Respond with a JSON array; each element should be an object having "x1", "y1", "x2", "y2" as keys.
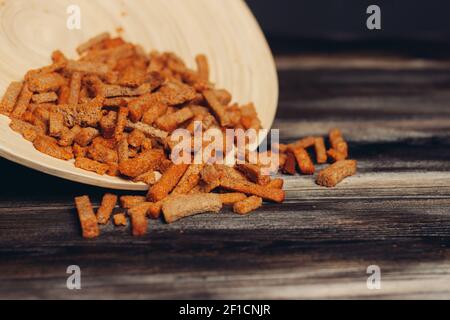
[{"x1": 0, "y1": 0, "x2": 278, "y2": 190}]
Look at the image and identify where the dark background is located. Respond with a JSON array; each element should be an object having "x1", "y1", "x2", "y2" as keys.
[{"x1": 247, "y1": 0, "x2": 450, "y2": 56}]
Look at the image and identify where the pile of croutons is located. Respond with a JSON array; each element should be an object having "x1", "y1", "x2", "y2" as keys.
[{"x1": 0, "y1": 33, "x2": 357, "y2": 238}]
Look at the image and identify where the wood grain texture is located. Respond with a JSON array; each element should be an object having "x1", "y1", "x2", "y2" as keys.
[{"x1": 1, "y1": 54, "x2": 450, "y2": 299}]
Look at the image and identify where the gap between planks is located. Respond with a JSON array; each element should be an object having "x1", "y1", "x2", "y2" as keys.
[{"x1": 276, "y1": 54, "x2": 450, "y2": 71}]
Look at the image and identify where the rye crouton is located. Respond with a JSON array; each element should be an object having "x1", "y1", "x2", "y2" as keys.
[
  {"x1": 233, "y1": 196, "x2": 263, "y2": 215},
  {"x1": 219, "y1": 193, "x2": 248, "y2": 206},
  {"x1": 99, "y1": 111, "x2": 118, "y2": 139},
  {"x1": 96, "y1": 193, "x2": 118, "y2": 224},
  {"x1": 314, "y1": 137, "x2": 327, "y2": 164},
  {"x1": 119, "y1": 149, "x2": 164, "y2": 178},
  {"x1": 31, "y1": 92, "x2": 58, "y2": 104},
  {"x1": 74, "y1": 127, "x2": 100, "y2": 147},
  {"x1": 113, "y1": 213, "x2": 127, "y2": 226},
  {"x1": 33, "y1": 135, "x2": 73, "y2": 160},
  {"x1": 11, "y1": 83, "x2": 33, "y2": 118},
  {"x1": 48, "y1": 112, "x2": 65, "y2": 137},
  {"x1": 162, "y1": 194, "x2": 222, "y2": 224},
  {"x1": 128, "y1": 204, "x2": 149, "y2": 236},
  {"x1": 220, "y1": 177, "x2": 285, "y2": 203},
  {"x1": 74, "y1": 196, "x2": 100, "y2": 239},
  {"x1": 147, "y1": 164, "x2": 189, "y2": 202},
  {"x1": 28, "y1": 72, "x2": 66, "y2": 92},
  {"x1": 329, "y1": 129, "x2": 348, "y2": 159},
  {"x1": 0, "y1": 82, "x2": 23, "y2": 114},
  {"x1": 75, "y1": 157, "x2": 109, "y2": 175},
  {"x1": 9, "y1": 119, "x2": 40, "y2": 142},
  {"x1": 316, "y1": 160, "x2": 357, "y2": 188},
  {"x1": 120, "y1": 195, "x2": 147, "y2": 209}
]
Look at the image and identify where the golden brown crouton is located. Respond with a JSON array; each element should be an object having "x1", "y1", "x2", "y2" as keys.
[
  {"x1": 119, "y1": 149, "x2": 164, "y2": 178},
  {"x1": 114, "y1": 106, "x2": 129, "y2": 141},
  {"x1": 99, "y1": 111, "x2": 118, "y2": 139},
  {"x1": 219, "y1": 193, "x2": 248, "y2": 206},
  {"x1": 327, "y1": 148, "x2": 347, "y2": 162},
  {"x1": 233, "y1": 196, "x2": 262, "y2": 215},
  {"x1": 128, "y1": 129, "x2": 146, "y2": 148},
  {"x1": 195, "y1": 54, "x2": 209, "y2": 82},
  {"x1": 203, "y1": 90, "x2": 230, "y2": 127},
  {"x1": 48, "y1": 112, "x2": 65, "y2": 137},
  {"x1": 75, "y1": 157, "x2": 109, "y2": 175},
  {"x1": 289, "y1": 147, "x2": 315, "y2": 175},
  {"x1": 314, "y1": 137, "x2": 328, "y2": 164},
  {"x1": 87, "y1": 141, "x2": 118, "y2": 164},
  {"x1": 31, "y1": 92, "x2": 58, "y2": 104},
  {"x1": 11, "y1": 83, "x2": 33, "y2": 119},
  {"x1": 33, "y1": 135, "x2": 74, "y2": 160},
  {"x1": 220, "y1": 177, "x2": 285, "y2": 203},
  {"x1": 236, "y1": 163, "x2": 271, "y2": 186},
  {"x1": 77, "y1": 32, "x2": 111, "y2": 54},
  {"x1": 155, "y1": 107, "x2": 194, "y2": 132},
  {"x1": 147, "y1": 164, "x2": 189, "y2": 202},
  {"x1": 113, "y1": 213, "x2": 127, "y2": 226},
  {"x1": 133, "y1": 170, "x2": 158, "y2": 185},
  {"x1": 0, "y1": 82, "x2": 23, "y2": 115},
  {"x1": 120, "y1": 195, "x2": 147, "y2": 209},
  {"x1": 128, "y1": 204, "x2": 149, "y2": 237},
  {"x1": 68, "y1": 72, "x2": 82, "y2": 105},
  {"x1": 9, "y1": 119, "x2": 40, "y2": 142},
  {"x1": 74, "y1": 127, "x2": 100, "y2": 147},
  {"x1": 329, "y1": 129, "x2": 348, "y2": 159},
  {"x1": 74, "y1": 196, "x2": 100, "y2": 239},
  {"x1": 96, "y1": 193, "x2": 118, "y2": 224},
  {"x1": 316, "y1": 160, "x2": 357, "y2": 188},
  {"x1": 28, "y1": 72, "x2": 66, "y2": 92},
  {"x1": 172, "y1": 164, "x2": 204, "y2": 195},
  {"x1": 162, "y1": 194, "x2": 222, "y2": 224}
]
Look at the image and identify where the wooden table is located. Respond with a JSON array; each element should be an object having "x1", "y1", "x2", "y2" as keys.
[{"x1": 1, "y1": 53, "x2": 450, "y2": 299}]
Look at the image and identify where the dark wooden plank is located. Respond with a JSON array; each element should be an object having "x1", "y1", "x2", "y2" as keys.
[
  {"x1": 0, "y1": 175, "x2": 449, "y2": 299},
  {"x1": 2, "y1": 197, "x2": 450, "y2": 244},
  {"x1": 1, "y1": 202, "x2": 450, "y2": 300},
  {"x1": 1, "y1": 57, "x2": 450, "y2": 299},
  {"x1": 1, "y1": 237, "x2": 450, "y2": 299}
]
